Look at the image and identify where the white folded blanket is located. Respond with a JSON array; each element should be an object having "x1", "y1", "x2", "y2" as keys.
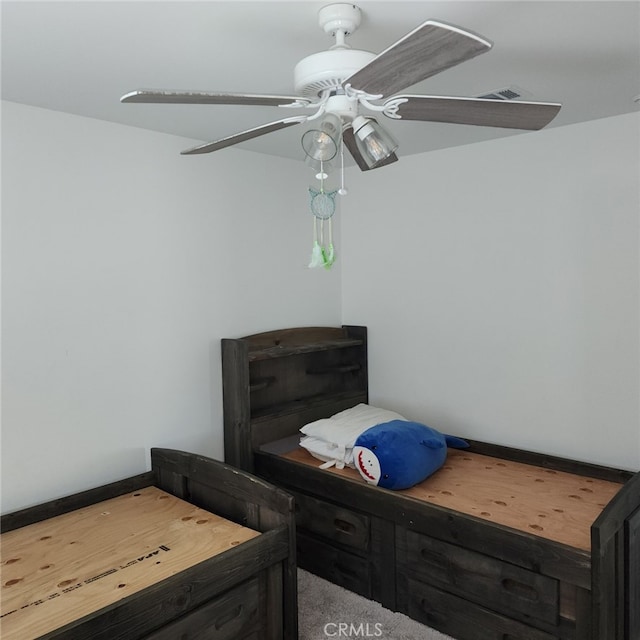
[{"x1": 299, "y1": 403, "x2": 406, "y2": 469}]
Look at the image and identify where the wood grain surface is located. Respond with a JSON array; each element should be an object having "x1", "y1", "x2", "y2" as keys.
[
  {"x1": 1, "y1": 487, "x2": 260, "y2": 640},
  {"x1": 283, "y1": 447, "x2": 622, "y2": 551}
]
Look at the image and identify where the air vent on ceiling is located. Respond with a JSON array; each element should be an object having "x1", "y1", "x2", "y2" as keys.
[{"x1": 476, "y1": 85, "x2": 532, "y2": 101}]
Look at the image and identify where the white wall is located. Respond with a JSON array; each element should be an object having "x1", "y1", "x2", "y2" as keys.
[
  {"x1": 3, "y1": 104, "x2": 638, "y2": 514},
  {"x1": 342, "y1": 113, "x2": 640, "y2": 471},
  {"x1": 1, "y1": 101, "x2": 342, "y2": 512}
]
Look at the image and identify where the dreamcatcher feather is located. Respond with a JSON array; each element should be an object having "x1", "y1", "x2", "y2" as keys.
[{"x1": 308, "y1": 185, "x2": 337, "y2": 269}]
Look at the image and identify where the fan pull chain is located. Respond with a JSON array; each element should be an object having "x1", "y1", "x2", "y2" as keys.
[{"x1": 338, "y1": 135, "x2": 347, "y2": 196}]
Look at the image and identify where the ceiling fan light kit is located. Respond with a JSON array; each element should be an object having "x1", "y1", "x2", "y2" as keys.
[
  {"x1": 301, "y1": 112, "x2": 342, "y2": 161},
  {"x1": 351, "y1": 115, "x2": 399, "y2": 169},
  {"x1": 121, "y1": 2, "x2": 562, "y2": 265},
  {"x1": 122, "y1": 2, "x2": 560, "y2": 168}
]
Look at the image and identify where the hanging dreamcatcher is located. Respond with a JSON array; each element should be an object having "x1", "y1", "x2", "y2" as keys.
[
  {"x1": 308, "y1": 181, "x2": 337, "y2": 269},
  {"x1": 302, "y1": 113, "x2": 347, "y2": 270}
]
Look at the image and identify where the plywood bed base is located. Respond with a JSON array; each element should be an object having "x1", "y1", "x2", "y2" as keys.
[
  {"x1": 222, "y1": 326, "x2": 640, "y2": 640},
  {"x1": 1, "y1": 449, "x2": 297, "y2": 640}
]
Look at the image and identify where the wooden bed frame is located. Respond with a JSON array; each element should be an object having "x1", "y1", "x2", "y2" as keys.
[
  {"x1": 222, "y1": 325, "x2": 640, "y2": 640},
  {"x1": 1, "y1": 449, "x2": 297, "y2": 640}
]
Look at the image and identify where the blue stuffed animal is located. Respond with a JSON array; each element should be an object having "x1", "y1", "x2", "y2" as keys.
[{"x1": 353, "y1": 420, "x2": 469, "y2": 490}]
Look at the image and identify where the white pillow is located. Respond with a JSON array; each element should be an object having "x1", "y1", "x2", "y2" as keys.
[
  {"x1": 299, "y1": 435, "x2": 347, "y2": 465},
  {"x1": 299, "y1": 403, "x2": 406, "y2": 469}
]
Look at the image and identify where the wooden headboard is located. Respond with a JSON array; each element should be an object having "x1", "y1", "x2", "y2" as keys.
[{"x1": 222, "y1": 326, "x2": 368, "y2": 472}]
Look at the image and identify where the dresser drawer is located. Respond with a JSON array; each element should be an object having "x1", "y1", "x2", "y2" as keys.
[
  {"x1": 292, "y1": 490, "x2": 370, "y2": 552},
  {"x1": 142, "y1": 577, "x2": 260, "y2": 640},
  {"x1": 407, "y1": 578, "x2": 559, "y2": 640},
  {"x1": 403, "y1": 530, "x2": 559, "y2": 626},
  {"x1": 297, "y1": 531, "x2": 371, "y2": 599}
]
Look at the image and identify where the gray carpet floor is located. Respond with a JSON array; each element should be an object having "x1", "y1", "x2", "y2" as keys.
[{"x1": 298, "y1": 569, "x2": 454, "y2": 640}]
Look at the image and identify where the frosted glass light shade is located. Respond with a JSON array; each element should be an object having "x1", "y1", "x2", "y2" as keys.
[
  {"x1": 301, "y1": 113, "x2": 342, "y2": 161},
  {"x1": 352, "y1": 115, "x2": 398, "y2": 169}
]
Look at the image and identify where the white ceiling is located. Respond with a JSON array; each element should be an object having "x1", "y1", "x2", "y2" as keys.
[{"x1": 2, "y1": 1, "x2": 639, "y2": 165}]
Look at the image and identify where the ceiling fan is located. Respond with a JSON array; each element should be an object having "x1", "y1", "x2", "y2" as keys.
[{"x1": 121, "y1": 3, "x2": 561, "y2": 171}]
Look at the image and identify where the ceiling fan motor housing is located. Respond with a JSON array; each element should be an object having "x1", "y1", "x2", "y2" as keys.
[
  {"x1": 294, "y1": 49, "x2": 375, "y2": 97},
  {"x1": 318, "y1": 3, "x2": 362, "y2": 36}
]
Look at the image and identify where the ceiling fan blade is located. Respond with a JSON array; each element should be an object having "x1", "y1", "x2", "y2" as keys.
[
  {"x1": 181, "y1": 117, "x2": 307, "y2": 155},
  {"x1": 387, "y1": 95, "x2": 561, "y2": 130},
  {"x1": 121, "y1": 90, "x2": 309, "y2": 107},
  {"x1": 342, "y1": 125, "x2": 399, "y2": 172},
  {"x1": 343, "y1": 20, "x2": 492, "y2": 98}
]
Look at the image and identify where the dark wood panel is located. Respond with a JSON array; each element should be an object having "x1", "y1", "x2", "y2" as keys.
[
  {"x1": 592, "y1": 472, "x2": 640, "y2": 639},
  {"x1": 221, "y1": 338, "x2": 252, "y2": 471},
  {"x1": 394, "y1": 490, "x2": 591, "y2": 590},
  {"x1": 248, "y1": 339, "x2": 363, "y2": 361},
  {"x1": 141, "y1": 578, "x2": 260, "y2": 640},
  {"x1": 405, "y1": 578, "x2": 559, "y2": 640},
  {"x1": 261, "y1": 565, "x2": 284, "y2": 640},
  {"x1": 0, "y1": 472, "x2": 155, "y2": 532},
  {"x1": 626, "y1": 506, "x2": 640, "y2": 640},
  {"x1": 297, "y1": 531, "x2": 372, "y2": 599},
  {"x1": 151, "y1": 448, "x2": 293, "y2": 531},
  {"x1": 243, "y1": 325, "x2": 351, "y2": 346},
  {"x1": 155, "y1": 467, "x2": 189, "y2": 499},
  {"x1": 222, "y1": 325, "x2": 368, "y2": 474},
  {"x1": 592, "y1": 471, "x2": 640, "y2": 550},
  {"x1": 466, "y1": 440, "x2": 634, "y2": 484},
  {"x1": 242, "y1": 326, "x2": 362, "y2": 360},
  {"x1": 370, "y1": 518, "x2": 397, "y2": 611},
  {"x1": 249, "y1": 347, "x2": 366, "y2": 413},
  {"x1": 249, "y1": 392, "x2": 368, "y2": 448},
  {"x1": 151, "y1": 448, "x2": 297, "y2": 640},
  {"x1": 292, "y1": 489, "x2": 371, "y2": 552},
  {"x1": 573, "y1": 586, "x2": 592, "y2": 640},
  {"x1": 402, "y1": 529, "x2": 559, "y2": 625},
  {"x1": 188, "y1": 478, "x2": 258, "y2": 529}
]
